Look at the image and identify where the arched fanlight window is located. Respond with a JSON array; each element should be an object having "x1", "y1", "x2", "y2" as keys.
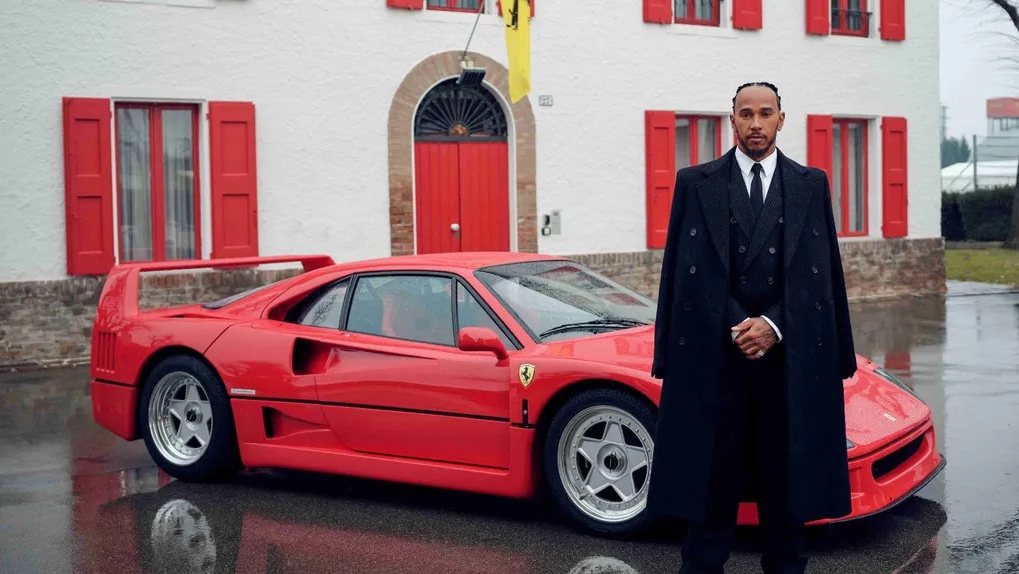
[{"x1": 414, "y1": 79, "x2": 508, "y2": 142}]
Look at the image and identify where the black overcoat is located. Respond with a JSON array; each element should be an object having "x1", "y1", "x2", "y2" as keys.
[{"x1": 648, "y1": 147, "x2": 857, "y2": 525}]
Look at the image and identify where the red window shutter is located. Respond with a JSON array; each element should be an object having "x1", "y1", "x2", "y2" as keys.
[
  {"x1": 209, "y1": 101, "x2": 259, "y2": 259},
  {"x1": 643, "y1": 0, "x2": 672, "y2": 24},
  {"x1": 732, "y1": 0, "x2": 762, "y2": 30},
  {"x1": 805, "y1": 0, "x2": 829, "y2": 35},
  {"x1": 645, "y1": 111, "x2": 676, "y2": 249},
  {"x1": 880, "y1": 0, "x2": 905, "y2": 40},
  {"x1": 62, "y1": 97, "x2": 115, "y2": 276},
  {"x1": 881, "y1": 116, "x2": 908, "y2": 238},
  {"x1": 386, "y1": 0, "x2": 424, "y2": 9},
  {"x1": 806, "y1": 114, "x2": 834, "y2": 186}
]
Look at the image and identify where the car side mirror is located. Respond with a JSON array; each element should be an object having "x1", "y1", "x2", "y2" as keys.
[{"x1": 458, "y1": 327, "x2": 509, "y2": 360}]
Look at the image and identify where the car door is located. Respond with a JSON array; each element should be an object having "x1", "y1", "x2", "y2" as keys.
[{"x1": 312, "y1": 272, "x2": 517, "y2": 469}]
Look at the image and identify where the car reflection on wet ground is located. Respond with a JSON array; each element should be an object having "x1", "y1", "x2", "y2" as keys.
[{"x1": 1, "y1": 286, "x2": 1018, "y2": 574}]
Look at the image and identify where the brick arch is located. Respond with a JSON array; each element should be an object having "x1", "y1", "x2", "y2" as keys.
[{"x1": 388, "y1": 51, "x2": 537, "y2": 255}]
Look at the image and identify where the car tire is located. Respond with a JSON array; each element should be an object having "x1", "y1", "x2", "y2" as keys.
[
  {"x1": 543, "y1": 387, "x2": 657, "y2": 537},
  {"x1": 139, "y1": 354, "x2": 241, "y2": 482}
]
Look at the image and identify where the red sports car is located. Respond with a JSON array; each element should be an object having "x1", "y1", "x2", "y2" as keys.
[{"x1": 89, "y1": 252, "x2": 945, "y2": 536}]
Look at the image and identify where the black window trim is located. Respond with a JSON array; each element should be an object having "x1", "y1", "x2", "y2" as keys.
[
  {"x1": 454, "y1": 277, "x2": 523, "y2": 350},
  {"x1": 336, "y1": 270, "x2": 523, "y2": 351},
  {"x1": 284, "y1": 276, "x2": 353, "y2": 329},
  {"x1": 472, "y1": 273, "x2": 542, "y2": 344},
  {"x1": 472, "y1": 262, "x2": 565, "y2": 345}
]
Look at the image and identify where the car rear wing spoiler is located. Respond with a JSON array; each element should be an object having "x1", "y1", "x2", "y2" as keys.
[{"x1": 95, "y1": 254, "x2": 335, "y2": 328}]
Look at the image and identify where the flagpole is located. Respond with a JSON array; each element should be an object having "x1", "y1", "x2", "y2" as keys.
[
  {"x1": 460, "y1": 0, "x2": 486, "y2": 64},
  {"x1": 457, "y1": 0, "x2": 488, "y2": 85}
]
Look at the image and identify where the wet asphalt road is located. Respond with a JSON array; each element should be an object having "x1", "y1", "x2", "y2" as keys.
[{"x1": 2, "y1": 286, "x2": 1018, "y2": 574}]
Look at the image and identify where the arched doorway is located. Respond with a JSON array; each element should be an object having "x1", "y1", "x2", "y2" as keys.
[{"x1": 413, "y1": 78, "x2": 510, "y2": 254}]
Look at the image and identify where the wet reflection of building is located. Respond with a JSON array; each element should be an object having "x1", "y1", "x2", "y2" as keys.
[
  {"x1": 0, "y1": 367, "x2": 93, "y2": 573},
  {"x1": 935, "y1": 293, "x2": 1019, "y2": 573},
  {"x1": 850, "y1": 291, "x2": 1019, "y2": 573},
  {"x1": 850, "y1": 296, "x2": 950, "y2": 571}
]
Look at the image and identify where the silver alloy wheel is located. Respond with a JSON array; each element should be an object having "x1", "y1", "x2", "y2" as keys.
[
  {"x1": 148, "y1": 371, "x2": 214, "y2": 466},
  {"x1": 557, "y1": 405, "x2": 654, "y2": 524}
]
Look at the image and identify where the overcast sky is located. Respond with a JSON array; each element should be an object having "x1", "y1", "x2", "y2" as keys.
[{"x1": 941, "y1": 0, "x2": 1019, "y2": 139}]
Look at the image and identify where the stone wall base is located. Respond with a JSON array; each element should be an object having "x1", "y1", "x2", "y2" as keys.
[
  {"x1": 572, "y1": 237, "x2": 948, "y2": 303},
  {"x1": 1, "y1": 237, "x2": 944, "y2": 370},
  {"x1": 1, "y1": 268, "x2": 299, "y2": 370}
]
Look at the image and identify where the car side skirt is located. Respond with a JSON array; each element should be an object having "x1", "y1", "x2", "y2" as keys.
[{"x1": 230, "y1": 398, "x2": 538, "y2": 498}]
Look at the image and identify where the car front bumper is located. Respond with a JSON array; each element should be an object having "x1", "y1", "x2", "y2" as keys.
[
  {"x1": 828, "y1": 417, "x2": 944, "y2": 524},
  {"x1": 735, "y1": 417, "x2": 944, "y2": 526}
]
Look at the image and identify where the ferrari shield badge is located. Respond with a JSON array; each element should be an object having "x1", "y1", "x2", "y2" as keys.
[{"x1": 519, "y1": 363, "x2": 536, "y2": 387}]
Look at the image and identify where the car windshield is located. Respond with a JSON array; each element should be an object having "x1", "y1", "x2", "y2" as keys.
[{"x1": 475, "y1": 260, "x2": 656, "y2": 342}]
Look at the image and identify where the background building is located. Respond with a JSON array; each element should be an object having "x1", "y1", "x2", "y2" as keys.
[
  {"x1": 0, "y1": 0, "x2": 943, "y2": 367},
  {"x1": 942, "y1": 97, "x2": 1019, "y2": 192}
]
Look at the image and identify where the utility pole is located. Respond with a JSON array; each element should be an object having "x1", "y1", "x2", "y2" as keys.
[
  {"x1": 940, "y1": 105, "x2": 948, "y2": 142},
  {"x1": 973, "y1": 134, "x2": 979, "y2": 191}
]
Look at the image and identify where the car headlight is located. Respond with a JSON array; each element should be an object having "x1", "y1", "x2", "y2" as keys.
[
  {"x1": 873, "y1": 366, "x2": 923, "y2": 401},
  {"x1": 846, "y1": 438, "x2": 855, "y2": 449}
]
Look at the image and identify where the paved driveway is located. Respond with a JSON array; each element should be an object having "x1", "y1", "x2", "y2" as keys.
[{"x1": 1, "y1": 288, "x2": 1017, "y2": 573}]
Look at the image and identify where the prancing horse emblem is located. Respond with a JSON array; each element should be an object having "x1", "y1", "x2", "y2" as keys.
[{"x1": 519, "y1": 363, "x2": 536, "y2": 387}]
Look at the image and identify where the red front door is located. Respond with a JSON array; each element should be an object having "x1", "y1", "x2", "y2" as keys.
[{"x1": 414, "y1": 141, "x2": 510, "y2": 254}]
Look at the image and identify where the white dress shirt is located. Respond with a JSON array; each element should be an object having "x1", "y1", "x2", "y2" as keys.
[
  {"x1": 731, "y1": 146, "x2": 783, "y2": 344},
  {"x1": 734, "y1": 145, "x2": 778, "y2": 202}
]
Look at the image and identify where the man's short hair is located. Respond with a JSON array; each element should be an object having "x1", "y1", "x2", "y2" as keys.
[{"x1": 732, "y1": 82, "x2": 781, "y2": 110}]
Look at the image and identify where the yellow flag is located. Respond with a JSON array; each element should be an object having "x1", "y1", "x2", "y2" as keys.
[{"x1": 501, "y1": 0, "x2": 531, "y2": 103}]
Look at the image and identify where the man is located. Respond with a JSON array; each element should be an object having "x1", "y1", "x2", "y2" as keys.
[{"x1": 648, "y1": 82, "x2": 858, "y2": 574}]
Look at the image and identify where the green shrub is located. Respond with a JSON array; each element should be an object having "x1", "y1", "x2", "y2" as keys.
[
  {"x1": 959, "y1": 186, "x2": 1014, "y2": 242},
  {"x1": 941, "y1": 192, "x2": 965, "y2": 241},
  {"x1": 942, "y1": 186, "x2": 1014, "y2": 242}
]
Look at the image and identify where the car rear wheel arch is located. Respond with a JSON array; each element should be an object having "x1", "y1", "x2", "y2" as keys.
[
  {"x1": 136, "y1": 345, "x2": 213, "y2": 387},
  {"x1": 136, "y1": 350, "x2": 242, "y2": 481}
]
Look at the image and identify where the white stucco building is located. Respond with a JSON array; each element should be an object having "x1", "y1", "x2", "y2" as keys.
[{"x1": 1, "y1": 0, "x2": 943, "y2": 366}]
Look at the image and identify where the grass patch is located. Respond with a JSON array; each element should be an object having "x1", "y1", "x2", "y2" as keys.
[{"x1": 945, "y1": 248, "x2": 1019, "y2": 287}]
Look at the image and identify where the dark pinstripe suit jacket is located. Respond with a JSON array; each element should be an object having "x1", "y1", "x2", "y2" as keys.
[{"x1": 725, "y1": 157, "x2": 784, "y2": 332}]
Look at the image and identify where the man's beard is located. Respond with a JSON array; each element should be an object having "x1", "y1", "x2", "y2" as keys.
[{"x1": 737, "y1": 132, "x2": 774, "y2": 160}]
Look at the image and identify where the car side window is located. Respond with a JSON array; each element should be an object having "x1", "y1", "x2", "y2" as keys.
[
  {"x1": 285, "y1": 278, "x2": 350, "y2": 329},
  {"x1": 456, "y1": 281, "x2": 513, "y2": 349},
  {"x1": 346, "y1": 275, "x2": 455, "y2": 346}
]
